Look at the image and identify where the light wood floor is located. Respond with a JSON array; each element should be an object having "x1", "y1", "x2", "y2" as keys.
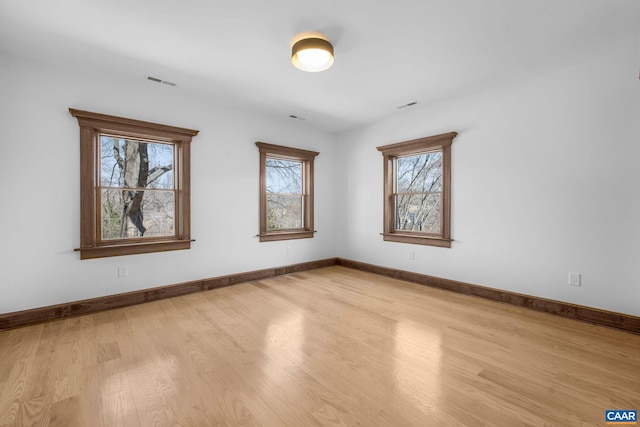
[{"x1": 1, "y1": 266, "x2": 639, "y2": 426}]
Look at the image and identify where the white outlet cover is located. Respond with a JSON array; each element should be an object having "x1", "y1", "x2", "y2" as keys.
[
  {"x1": 118, "y1": 265, "x2": 129, "y2": 277},
  {"x1": 568, "y1": 272, "x2": 581, "y2": 286}
]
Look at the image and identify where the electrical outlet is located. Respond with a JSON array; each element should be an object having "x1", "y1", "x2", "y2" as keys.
[
  {"x1": 286, "y1": 246, "x2": 292, "y2": 255},
  {"x1": 409, "y1": 251, "x2": 415, "y2": 260},
  {"x1": 568, "y1": 272, "x2": 581, "y2": 286},
  {"x1": 118, "y1": 265, "x2": 128, "y2": 277}
]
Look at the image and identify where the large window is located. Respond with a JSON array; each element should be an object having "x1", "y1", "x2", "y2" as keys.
[
  {"x1": 70, "y1": 109, "x2": 199, "y2": 259},
  {"x1": 377, "y1": 132, "x2": 457, "y2": 247},
  {"x1": 256, "y1": 142, "x2": 318, "y2": 242}
]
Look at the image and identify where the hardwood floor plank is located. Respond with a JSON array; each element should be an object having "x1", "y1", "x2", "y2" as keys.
[
  {"x1": 1, "y1": 265, "x2": 639, "y2": 426},
  {"x1": 0, "y1": 359, "x2": 28, "y2": 427}
]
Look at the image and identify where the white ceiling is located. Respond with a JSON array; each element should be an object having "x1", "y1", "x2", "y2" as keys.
[{"x1": 1, "y1": 0, "x2": 638, "y2": 134}]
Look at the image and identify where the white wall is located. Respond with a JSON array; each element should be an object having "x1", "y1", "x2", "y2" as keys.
[
  {"x1": 2, "y1": 35, "x2": 639, "y2": 318},
  {"x1": 337, "y1": 36, "x2": 640, "y2": 317},
  {"x1": 0, "y1": 52, "x2": 338, "y2": 313}
]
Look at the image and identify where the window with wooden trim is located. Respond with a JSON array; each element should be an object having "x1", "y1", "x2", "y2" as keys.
[
  {"x1": 256, "y1": 142, "x2": 318, "y2": 242},
  {"x1": 70, "y1": 108, "x2": 199, "y2": 259},
  {"x1": 377, "y1": 132, "x2": 457, "y2": 247}
]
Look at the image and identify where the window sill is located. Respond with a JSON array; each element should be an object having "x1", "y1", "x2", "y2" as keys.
[
  {"x1": 75, "y1": 239, "x2": 194, "y2": 260},
  {"x1": 381, "y1": 233, "x2": 452, "y2": 248},
  {"x1": 258, "y1": 230, "x2": 315, "y2": 242}
]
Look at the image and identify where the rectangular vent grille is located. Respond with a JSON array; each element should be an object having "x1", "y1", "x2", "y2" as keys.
[
  {"x1": 397, "y1": 101, "x2": 419, "y2": 109},
  {"x1": 147, "y1": 76, "x2": 176, "y2": 86}
]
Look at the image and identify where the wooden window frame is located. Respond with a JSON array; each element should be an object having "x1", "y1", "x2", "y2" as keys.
[
  {"x1": 256, "y1": 142, "x2": 319, "y2": 242},
  {"x1": 377, "y1": 132, "x2": 457, "y2": 248},
  {"x1": 70, "y1": 108, "x2": 199, "y2": 259}
]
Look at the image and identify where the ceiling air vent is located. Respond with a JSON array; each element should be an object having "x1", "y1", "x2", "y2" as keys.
[
  {"x1": 397, "y1": 101, "x2": 419, "y2": 109},
  {"x1": 147, "y1": 76, "x2": 176, "y2": 87}
]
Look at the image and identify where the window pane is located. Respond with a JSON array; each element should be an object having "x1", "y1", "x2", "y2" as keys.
[
  {"x1": 395, "y1": 193, "x2": 441, "y2": 233},
  {"x1": 101, "y1": 189, "x2": 175, "y2": 239},
  {"x1": 267, "y1": 194, "x2": 303, "y2": 230},
  {"x1": 100, "y1": 136, "x2": 174, "y2": 189},
  {"x1": 397, "y1": 152, "x2": 442, "y2": 193},
  {"x1": 266, "y1": 158, "x2": 302, "y2": 194}
]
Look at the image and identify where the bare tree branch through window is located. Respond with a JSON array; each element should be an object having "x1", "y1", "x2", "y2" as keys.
[
  {"x1": 71, "y1": 108, "x2": 198, "y2": 259},
  {"x1": 100, "y1": 136, "x2": 175, "y2": 239},
  {"x1": 256, "y1": 142, "x2": 319, "y2": 242},
  {"x1": 377, "y1": 132, "x2": 456, "y2": 247}
]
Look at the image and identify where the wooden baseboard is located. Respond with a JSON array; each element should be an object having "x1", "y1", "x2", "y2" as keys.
[
  {"x1": 337, "y1": 258, "x2": 640, "y2": 334},
  {"x1": 0, "y1": 258, "x2": 338, "y2": 331},
  {"x1": 2, "y1": 257, "x2": 638, "y2": 334}
]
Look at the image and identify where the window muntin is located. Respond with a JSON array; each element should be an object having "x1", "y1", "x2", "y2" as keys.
[
  {"x1": 377, "y1": 132, "x2": 456, "y2": 248},
  {"x1": 256, "y1": 142, "x2": 319, "y2": 242},
  {"x1": 70, "y1": 108, "x2": 198, "y2": 259}
]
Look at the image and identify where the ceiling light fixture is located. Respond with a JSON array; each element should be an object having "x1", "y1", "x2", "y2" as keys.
[{"x1": 291, "y1": 33, "x2": 334, "y2": 72}]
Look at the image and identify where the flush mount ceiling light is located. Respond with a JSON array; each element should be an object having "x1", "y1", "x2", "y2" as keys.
[{"x1": 291, "y1": 33, "x2": 334, "y2": 72}]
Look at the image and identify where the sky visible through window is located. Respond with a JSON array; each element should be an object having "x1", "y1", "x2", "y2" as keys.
[{"x1": 100, "y1": 136, "x2": 174, "y2": 189}]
